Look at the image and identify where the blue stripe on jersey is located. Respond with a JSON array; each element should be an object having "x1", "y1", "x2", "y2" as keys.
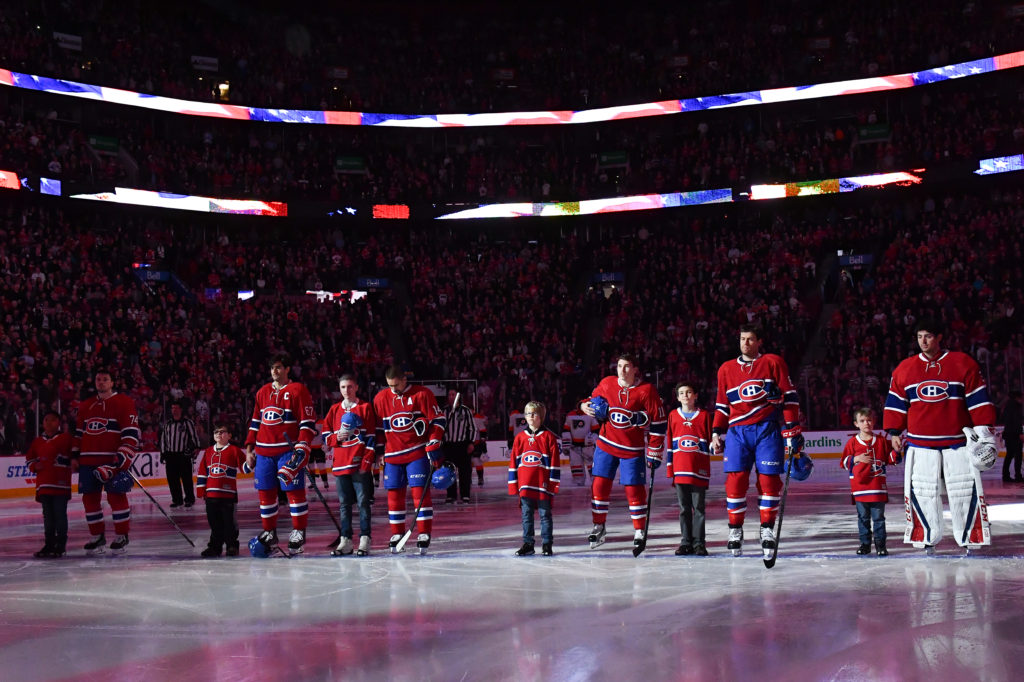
[
  {"x1": 965, "y1": 385, "x2": 993, "y2": 410},
  {"x1": 649, "y1": 419, "x2": 667, "y2": 436},
  {"x1": 884, "y1": 392, "x2": 908, "y2": 413}
]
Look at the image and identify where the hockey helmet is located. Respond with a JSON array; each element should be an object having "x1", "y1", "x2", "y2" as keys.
[
  {"x1": 249, "y1": 536, "x2": 271, "y2": 558},
  {"x1": 340, "y1": 411, "x2": 363, "y2": 432},
  {"x1": 788, "y1": 453, "x2": 814, "y2": 481},
  {"x1": 588, "y1": 396, "x2": 609, "y2": 421},
  {"x1": 431, "y1": 461, "x2": 457, "y2": 490}
]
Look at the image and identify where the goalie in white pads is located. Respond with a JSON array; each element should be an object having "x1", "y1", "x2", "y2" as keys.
[{"x1": 883, "y1": 320, "x2": 997, "y2": 552}]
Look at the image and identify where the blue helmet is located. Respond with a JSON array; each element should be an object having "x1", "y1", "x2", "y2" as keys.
[
  {"x1": 249, "y1": 536, "x2": 271, "y2": 558},
  {"x1": 788, "y1": 453, "x2": 814, "y2": 482},
  {"x1": 431, "y1": 461, "x2": 457, "y2": 490},
  {"x1": 588, "y1": 396, "x2": 609, "y2": 421},
  {"x1": 340, "y1": 411, "x2": 363, "y2": 431}
]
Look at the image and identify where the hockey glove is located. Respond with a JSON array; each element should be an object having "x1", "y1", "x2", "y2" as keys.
[
  {"x1": 630, "y1": 410, "x2": 650, "y2": 428},
  {"x1": 425, "y1": 439, "x2": 443, "y2": 463},
  {"x1": 93, "y1": 464, "x2": 116, "y2": 482},
  {"x1": 588, "y1": 396, "x2": 609, "y2": 422},
  {"x1": 964, "y1": 425, "x2": 997, "y2": 471},
  {"x1": 277, "y1": 449, "x2": 307, "y2": 486},
  {"x1": 782, "y1": 423, "x2": 804, "y2": 455},
  {"x1": 764, "y1": 382, "x2": 783, "y2": 405},
  {"x1": 646, "y1": 451, "x2": 663, "y2": 471}
]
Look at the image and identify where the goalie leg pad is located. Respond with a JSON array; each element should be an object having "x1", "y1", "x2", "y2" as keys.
[
  {"x1": 943, "y1": 447, "x2": 991, "y2": 546},
  {"x1": 904, "y1": 447, "x2": 943, "y2": 546}
]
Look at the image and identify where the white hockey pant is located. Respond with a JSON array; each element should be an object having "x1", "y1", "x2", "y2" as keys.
[{"x1": 904, "y1": 445, "x2": 990, "y2": 547}]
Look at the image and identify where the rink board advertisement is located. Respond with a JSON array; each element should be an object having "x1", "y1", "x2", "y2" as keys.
[{"x1": 1, "y1": 430, "x2": 1008, "y2": 498}]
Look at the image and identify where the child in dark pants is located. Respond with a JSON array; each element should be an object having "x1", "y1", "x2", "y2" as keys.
[
  {"x1": 508, "y1": 401, "x2": 561, "y2": 556},
  {"x1": 841, "y1": 408, "x2": 901, "y2": 556},
  {"x1": 196, "y1": 424, "x2": 245, "y2": 557},
  {"x1": 665, "y1": 383, "x2": 712, "y2": 556},
  {"x1": 25, "y1": 411, "x2": 73, "y2": 558}
]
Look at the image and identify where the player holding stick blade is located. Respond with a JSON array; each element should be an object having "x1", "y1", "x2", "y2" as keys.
[
  {"x1": 581, "y1": 353, "x2": 666, "y2": 550},
  {"x1": 244, "y1": 354, "x2": 318, "y2": 554},
  {"x1": 711, "y1": 324, "x2": 803, "y2": 560}
]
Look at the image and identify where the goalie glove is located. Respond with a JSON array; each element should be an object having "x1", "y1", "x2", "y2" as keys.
[
  {"x1": 93, "y1": 464, "x2": 116, "y2": 483},
  {"x1": 782, "y1": 423, "x2": 804, "y2": 455},
  {"x1": 963, "y1": 425, "x2": 997, "y2": 471}
]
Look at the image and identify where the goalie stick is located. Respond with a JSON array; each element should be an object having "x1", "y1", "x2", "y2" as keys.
[
  {"x1": 632, "y1": 463, "x2": 657, "y2": 557},
  {"x1": 763, "y1": 450, "x2": 795, "y2": 569},
  {"x1": 395, "y1": 391, "x2": 459, "y2": 553},
  {"x1": 127, "y1": 469, "x2": 196, "y2": 547}
]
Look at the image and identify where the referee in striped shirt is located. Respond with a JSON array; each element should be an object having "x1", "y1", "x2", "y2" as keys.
[
  {"x1": 159, "y1": 401, "x2": 201, "y2": 508},
  {"x1": 443, "y1": 389, "x2": 478, "y2": 503}
]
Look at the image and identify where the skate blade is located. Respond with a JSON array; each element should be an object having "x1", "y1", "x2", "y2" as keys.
[
  {"x1": 356, "y1": 550, "x2": 368, "y2": 556},
  {"x1": 730, "y1": 548, "x2": 742, "y2": 556}
]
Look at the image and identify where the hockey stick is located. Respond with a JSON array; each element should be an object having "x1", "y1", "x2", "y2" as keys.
[
  {"x1": 394, "y1": 392, "x2": 458, "y2": 553},
  {"x1": 632, "y1": 463, "x2": 657, "y2": 557},
  {"x1": 127, "y1": 469, "x2": 196, "y2": 547},
  {"x1": 763, "y1": 450, "x2": 795, "y2": 569},
  {"x1": 281, "y1": 433, "x2": 344, "y2": 546}
]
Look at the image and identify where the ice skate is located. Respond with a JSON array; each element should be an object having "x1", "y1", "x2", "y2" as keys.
[
  {"x1": 356, "y1": 535, "x2": 371, "y2": 556},
  {"x1": 288, "y1": 529, "x2": 306, "y2": 554},
  {"x1": 588, "y1": 523, "x2": 606, "y2": 548},
  {"x1": 331, "y1": 536, "x2": 353, "y2": 556},
  {"x1": 417, "y1": 533, "x2": 431, "y2": 555},
  {"x1": 84, "y1": 533, "x2": 106, "y2": 556},
  {"x1": 109, "y1": 534, "x2": 130, "y2": 554},
  {"x1": 633, "y1": 528, "x2": 646, "y2": 549},
  {"x1": 760, "y1": 525, "x2": 776, "y2": 559},
  {"x1": 389, "y1": 533, "x2": 403, "y2": 554},
  {"x1": 258, "y1": 529, "x2": 279, "y2": 550},
  {"x1": 727, "y1": 527, "x2": 743, "y2": 556}
]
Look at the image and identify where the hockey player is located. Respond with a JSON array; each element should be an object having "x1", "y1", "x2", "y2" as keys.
[
  {"x1": 373, "y1": 365, "x2": 446, "y2": 553},
  {"x1": 472, "y1": 408, "x2": 488, "y2": 486},
  {"x1": 508, "y1": 401, "x2": 560, "y2": 556},
  {"x1": 25, "y1": 411, "x2": 73, "y2": 558},
  {"x1": 580, "y1": 353, "x2": 667, "y2": 549},
  {"x1": 841, "y1": 408, "x2": 900, "y2": 556},
  {"x1": 244, "y1": 354, "x2": 318, "y2": 554},
  {"x1": 323, "y1": 374, "x2": 377, "y2": 556},
  {"x1": 73, "y1": 368, "x2": 140, "y2": 554},
  {"x1": 196, "y1": 424, "x2": 245, "y2": 557},
  {"x1": 666, "y1": 383, "x2": 712, "y2": 556},
  {"x1": 711, "y1": 325, "x2": 802, "y2": 558},
  {"x1": 562, "y1": 399, "x2": 599, "y2": 485},
  {"x1": 883, "y1": 320, "x2": 996, "y2": 553}
]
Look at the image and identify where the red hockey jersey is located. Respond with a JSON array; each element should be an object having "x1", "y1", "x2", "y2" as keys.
[
  {"x1": 196, "y1": 444, "x2": 245, "y2": 500},
  {"x1": 373, "y1": 384, "x2": 446, "y2": 464},
  {"x1": 665, "y1": 408, "x2": 712, "y2": 487},
  {"x1": 26, "y1": 432, "x2": 73, "y2": 499},
  {"x1": 73, "y1": 392, "x2": 140, "y2": 469},
  {"x1": 507, "y1": 427, "x2": 561, "y2": 500},
  {"x1": 713, "y1": 354, "x2": 799, "y2": 431},
  {"x1": 323, "y1": 400, "x2": 377, "y2": 474},
  {"x1": 883, "y1": 351, "x2": 995, "y2": 448},
  {"x1": 840, "y1": 433, "x2": 900, "y2": 504},
  {"x1": 561, "y1": 409, "x2": 599, "y2": 447},
  {"x1": 590, "y1": 376, "x2": 666, "y2": 459},
  {"x1": 245, "y1": 381, "x2": 317, "y2": 457}
]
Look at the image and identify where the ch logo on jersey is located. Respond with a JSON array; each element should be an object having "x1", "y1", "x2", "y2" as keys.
[
  {"x1": 389, "y1": 412, "x2": 416, "y2": 432},
  {"x1": 209, "y1": 464, "x2": 226, "y2": 476},
  {"x1": 738, "y1": 380, "x2": 768, "y2": 402},
  {"x1": 677, "y1": 437, "x2": 700, "y2": 453},
  {"x1": 522, "y1": 453, "x2": 542, "y2": 466},
  {"x1": 608, "y1": 407, "x2": 634, "y2": 429},
  {"x1": 261, "y1": 407, "x2": 284, "y2": 424},
  {"x1": 84, "y1": 418, "x2": 109, "y2": 434},
  {"x1": 917, "y1": 381, "x2": 949, "y2": 402}
]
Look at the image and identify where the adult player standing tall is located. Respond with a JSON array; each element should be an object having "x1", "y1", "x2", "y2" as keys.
[
  {"x1": 373, "y1": 365, "x2": 446, "y2": 553},
  {"x1": 580, "y1": 353, "x2": 666, "y2": 549},
  {"x1": 711, "y1": 324, "x2": 802, "y2": 558},
  {"x1": 244, "y1": 354, "x2": 317, "y2": 554},
  {"x1": 883, "y1": 320, "x2": 996, "y2": 553},
  {"x1": 73, "y1": 368, "x2": 140, "y2": 554}
]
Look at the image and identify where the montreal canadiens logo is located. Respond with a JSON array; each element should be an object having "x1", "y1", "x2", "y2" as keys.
[
  {"x1": 677, "y1": 437, "x2": 700, "y2": 452},
  {"x1": 210, "y1": 465, "x2": 226, "y2": 475},
  {"x1": 739, "y1": 380, "x2": 767, "y2": 402},
  {"x1": 917, "y1": 381, "x2": 949, "y2": 402},
  {"x1": 522, "y1": 453, "x2": 542, "y2": 465},
  {"x1": 608, "y1": 407, "x2": 633, "y2": 428},
  {"x1": 390, "y1": 412, "x2": 415, "y2": 431},
  {"x1": 85, "y1": 418, "x2": 108, "y2": 434},
  {"x1": 262, "y1": 407, "x2": 284, "y2": 424}
]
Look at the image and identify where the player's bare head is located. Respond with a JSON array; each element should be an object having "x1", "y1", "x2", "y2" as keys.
[
  {"x1": 524, "y1": 401, "x2": 546, "y2": 420},
  {"x1": 914, "y1": 319, "x2": 943, "y2": 354},
  {"x1": 269, "y1": 353, "x2": 292, "y2": 369},
  {"x1": 385, "y1": 365, "x2": 408, "y2": 393},
  {"x1": 616, "y1": 353, "x2": 640, "y2": 384},
  {"x1": 94, "y1": 368, "x2": 115, "y2": 392},
  {"x1": 738, "y1": 324, "x2": 763, "y2": 358},
  {"x1": 269, "y1": 354, "x2": 291, "y2": 382},
  {"x1": 42, "y1": 411, "x2": 61, "y2": 432},
  {"x1": 853, "y1": 407, "x2": 874, "y2": 425}
]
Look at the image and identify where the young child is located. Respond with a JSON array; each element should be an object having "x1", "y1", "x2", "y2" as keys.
[
  {"x1": 665, "y1": 383, "x2": 712, "y2": 556},
  {"x1": 196, "y1": 424, "x2": 246, "y2": 557},
  {"x1": 841, "y1": 408, "x2": 901, "y2": 556},
  {"x1": 25, "y1": 411, "x2": 73, "y2": 558},
  {"x1": 507, "y1": 401, "x2": 561, "y2": 556}
]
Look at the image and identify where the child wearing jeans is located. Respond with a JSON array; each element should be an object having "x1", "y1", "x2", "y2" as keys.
[
  {"x1": 508, "y1": 401, "x2": 561, "y2": 556},
  {"x1": 25, "y1": 411, "x2": 73, "y2": 558},
  {"x1": 841, "y1": 408, "x2": 900, "y2": 556}
]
